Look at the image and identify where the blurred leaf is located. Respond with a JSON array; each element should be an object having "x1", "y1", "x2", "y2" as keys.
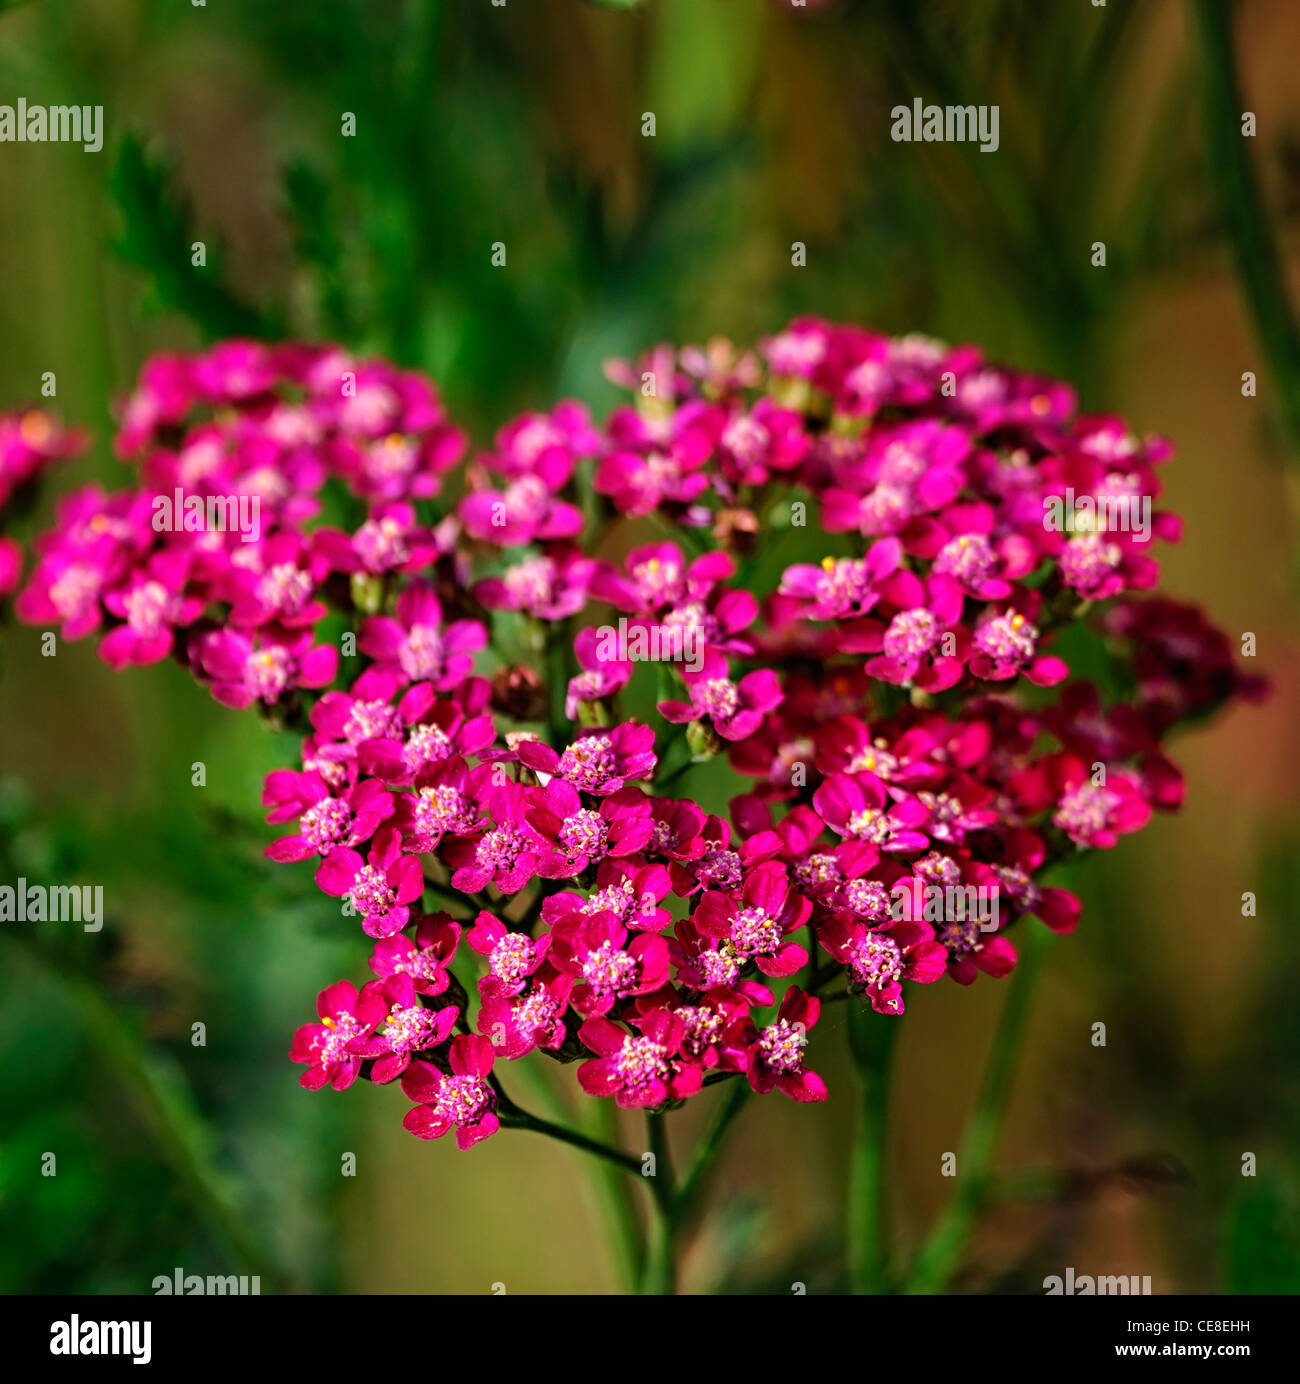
[
  {"x1": 646, "y1": 0, "x2": 764, "y2": 154},
  {"x1": 10, "y1": 940, "x2": 284, "y2": 1287},
  {"x1": 282, "y1": 158, "x2": 358, "y2": 340},
  {"x1": 1194, "y1": 0, "x2": 1300, "y2": 452},
  {"x1": 1224, "y1": 1184, "x2": 1300, "y2": 1293},
  {"x1": 109, "y1": 133, "x2": 279, "y2": 341}
]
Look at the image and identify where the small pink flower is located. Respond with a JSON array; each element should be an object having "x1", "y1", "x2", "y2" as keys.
[
  {"x1": 368, "y1": 913, "x2": 461, "y2": 995},
  {"x1": 357, "y1": 581, "x2": 487, "y2": 688},
  {"x1": 691, "y1": 861, "x2": 811, "y2": 978},
  {"x1": 356, "y1": 682, "x2": 496, "y2": 785},
  {"x1": 487, "y1": 401, "x2": 602, "y2": 487},
  {"x1": 345, "y1": 973, "x2": 458, "y2": 1084},
  {"x1": 726, "y1": 987, "x2": 827, "y2": 1102},
  {"x1": 391, "y1": 758, "x2": 492, "y2": 852},
  {"x1": 518, "y1": 724, "x2": 657, "y2": 796},
  {"x1": 222, "y1": 532, "x2": 330, "y2": 628},
  {"x1": 566, "y1": 625, "x2": 633, "y2": 720},
  {"x1": 315, "y1": 826, "x2": 425, "y2": 938},
  {"x1": 820, "y1": 915, "x2": 947, "y2": 1015},
  {"x1": 262, "y1": 773, "x2": 394, "y2": 862},
  {"x1": 193, "y1": 628, "x2": 338, "y2": 709},
  {"x1": 658, "y1": 651, "x2": 783, "y2": 742},
  {"x1": 0, "y1": 408, "x2": 87, "y2": 505},
  {"x1": 526, "y1": 781, "x2": 653, "y2": 878},
  {"x1": 968, "y1": 605, "x2": 1067, "y2": 686},
  {"x1": 1052, "y1": 774, "x2": 1151, "y2": 849},
  {"x1": 591, "y1": 542, "x2": 739, "y2": 617},
  {"x1": 779, "y1": 540, "x2": 902, "y2": 620},
  {"x1": 550, "y1": 912, "x2": 671, "y2": 1018},
  {"x1": 98, "y1": 554, "x2": 205, "y2": 668},
  {"x1": 314, "y1": 503, "x2": 443, "y2": 575},
  {"x1": 459, "y1": 474, "x2": 582, "y2": 545},
  {"x1": 477, "y1": 966, "x2": 574, "y2": 1060},
  {"x1": 594, "y1": 401, "x2": 722, "y2": 516},
  {"x1": 542, "y1": 859, "x2": 674, "y2": 934},
  {"x1": 401, "y1": 1036, "x2": 500, "y2": 1149},
  {"x1": 289, "y1": 980, "x2": 388, "y2": 1091},
  {"x1": 715, "y1": 398, "x2": 810, "y2": 487},
  {"x1": 854, "y1": 572, "x2": 968, "y2": 692},
  {"x1": 577, "y1": 1009, "x2": 703, "y2": 1108},
  {"x1": 441, "y1": 781, "x2": 544, "y2": 895},
  {"x1": 473, "y1": 548, "x2": 598, "y2": 621},
  {"x1": 466, "y1": 910, "x2": 551, "y2": 999},
  {"x1": 813, "y1": 773, "x2": 930, "y2": 853}
]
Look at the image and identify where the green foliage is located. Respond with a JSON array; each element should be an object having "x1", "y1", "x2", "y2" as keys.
[
  {"x1": 110, "y1": 133, "x2": 278, "y2": 341},
  {"x1": 1224, "y1": 1183, "x2": 1300, "y2": 1293}
]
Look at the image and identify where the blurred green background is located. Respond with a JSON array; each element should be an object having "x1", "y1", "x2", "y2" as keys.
[{"x1": 1, "y1": 0, "x2": 1298, "y2": 1294}]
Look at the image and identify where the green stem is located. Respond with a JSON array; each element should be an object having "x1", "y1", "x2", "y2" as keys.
[
  {"x1": 674, "y1": 1080, "x2": 750, "y2": 1227},
  {"x1": 495, "y1": 1087, "x2": 643, "y2": 1177},
  {"x1": 642, "y1": 1208, "x2": 676, "y2": 1296},
  {"x1": 497, "y1": 1066, "x2": 643, "y2": 1290},
  {"x1": 847, "y1": 1005, "x2": 904, "y2": 1294},
  {"x1": 584, "y1": 1099, "x2": 646, "y2": 1292},
  {"x1": 546, "y1": 623, "x2": 572, "y2": 750},
  {"x1": 906, "y1": 925, "x2": 1053, "y2": 1293},
  {"x1": 640, "y1": 1111, "x2": 677, "y2": 1294},
  {"x1": 1192, "y1": 0, "x2": 1300, "y2": 448},
  {"x1": 807, "y1": 960, "x2": 842, "y2": 993},
  {"x1": 653, "y1": 716, "x2": 694, "y2": 790},
  {"x1": 421, "y1": 882, "x2": 475, "y2": 919},
  {"x1": 508, "y1": 1050, "x2": 574, "y2": 1122},
  {"x1": 654, "y1": 756, "x2": 696, "y2": 791}
]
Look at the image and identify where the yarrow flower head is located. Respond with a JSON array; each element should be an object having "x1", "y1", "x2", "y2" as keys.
[{"x1": 15, "y1": 326, "x2": 1256, "y2": 1158}]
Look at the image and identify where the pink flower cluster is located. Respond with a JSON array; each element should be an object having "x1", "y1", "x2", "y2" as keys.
[
  {"x1": 15, "y1": 324, "x2": 1262, "y2": 1149},
  {"x1": 0, "y1": 409, "x2": 86, "y2": 598},
  {"x1": 16, "y1": 341, "x2": 464, "y2": 688}
]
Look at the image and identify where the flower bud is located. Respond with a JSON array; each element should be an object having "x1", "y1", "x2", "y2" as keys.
[
  {"x1": 350, "y1": 572, "x2": 385, "y2": 615},
  {"x1": 491, "y1": 665, "x2": 546, "y2": 721},
  {"x1": 686, "y1": 719, "x2": 722, "y2": 761}
]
